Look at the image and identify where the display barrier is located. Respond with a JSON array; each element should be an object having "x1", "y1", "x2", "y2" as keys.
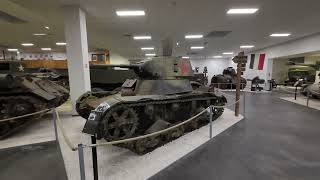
[
  {"x1": 276, "y1": 86, "x2": 320, "y2": 108},
  {"x1": 51, "y1": 89, "x2": 246, "y2": 180}
]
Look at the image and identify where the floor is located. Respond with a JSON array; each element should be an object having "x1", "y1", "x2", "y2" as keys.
[
  {"x1": 150, "y1": 92, "x2": 320, "y2": 180},
  {"x1": 57, "y1": 109, "x2": 242, "y2": 180},
  {"x1": 0, "y1": 141, "x2": 68, "y2": 180}
]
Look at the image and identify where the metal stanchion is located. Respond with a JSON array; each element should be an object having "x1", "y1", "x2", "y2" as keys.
[
  {"x1": 78, "y1": 144, "x2": 86, "y2": 180},
  {"x1": 52, "y1": 108, "x2": 58, "y2": 142},
  {"x1": 209, "y1": 105, "x2": 213, "y2": 139},
  {"x1": 307, "y1": 91, "x2": 310, "y2": 107},
  {"x1": 91, "y1": 136, "x2": 98, "y2": 180},
  {"x1": 294, "y1": 86, "x2": 298, "y2": 100},
  {"x1": 243, "y1": 92, "x2": 246, "y2": 119}
]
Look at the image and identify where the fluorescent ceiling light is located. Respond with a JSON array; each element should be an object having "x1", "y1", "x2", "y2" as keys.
[
  {"x1": 7, "y1": 48, "x2": 18, "y2": 52},
  {"x1": 21, "y1": 43, "x2": 34, "y2": 46},
  {"x1": 213, "y1": 55, "x2": 223, "y2": 58},
  {"x1": 227, "y1": 8, "x2": 258, "y2": 14},
  {"x1": 44, "y1": 26, "x2": 50, "y2": 30},
  {"x1": 223, "y1": 52, "x2": 234, "y2": 55},
  {"x1": 134, "y1": 36, "x2": 151, "y2": 40},
  {"x1": 185, "y1": 35, "x2": 203, "y2": 39},
  {"x1": 41, "y1": 48, "x2": 51, "y2": 51},
  {"x1": 182, "y1": 56, "x2": 190, "y2": 59},
  {"x1": 56, "y1": 42, "x2": 67, "y2": 46},
  {"x1": 33, "y1": 33, "x2": 46, "y2": 36},
  {"x1": 270, "y1": 33, "x2": 291, "y2": 37},
  {"x1": 141, "y1": 47, "x2": 154, "y2": 50},
  {"x1": 190, "y1": 46, "x2": 204, "y2": 49},
  {"x1": 240, "y1": 45, "x2": 255, "y2": 48},
  {"x1": 145, "y1": 53, "x2": 156, "y2": 56},
  {"x1": 116, "y1": 10, "x2": 145, "y2": 16}
]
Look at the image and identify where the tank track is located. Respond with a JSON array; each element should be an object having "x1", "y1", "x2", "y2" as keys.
[
  {"x1": 0, "y1": 96, "x2": 45, "y2": 139},
  {"x1": 98, "y1": 94, "x2": 225, "y2": 154}
]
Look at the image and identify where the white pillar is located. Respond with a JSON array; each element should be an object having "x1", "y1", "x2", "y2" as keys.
[{"x1": 63, "y1": 6, "x2": 91, "y2": 114}]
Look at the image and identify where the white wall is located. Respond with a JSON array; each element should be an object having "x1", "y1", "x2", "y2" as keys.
[
  {"x1": 248, "y1": 33, "x2": 320, "y2": 82},
  {"x1": 190, "y1": 58, "x2": 236, "y2": 83},
  {"x1": 109, "y1": 52, "x2": 129, "y2": 64}
]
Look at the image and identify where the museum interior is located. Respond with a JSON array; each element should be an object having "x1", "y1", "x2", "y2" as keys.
[{"x1": 1, "y1": 0, "x2": 320, "y2": 180}]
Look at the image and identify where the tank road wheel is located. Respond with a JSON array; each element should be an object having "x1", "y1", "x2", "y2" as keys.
[{"x1": 103, "y1": 107, "x2": 138, "y2": 141}]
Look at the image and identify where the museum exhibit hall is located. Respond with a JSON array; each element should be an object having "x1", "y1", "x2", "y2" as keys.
[{"x1": 1, "y1": 0, "x2": 320, "y2": 180}]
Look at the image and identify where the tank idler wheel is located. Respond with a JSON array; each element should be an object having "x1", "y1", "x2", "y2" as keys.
[{"x1": 103, "y1": 107, "x2": 138, "y2": 141}]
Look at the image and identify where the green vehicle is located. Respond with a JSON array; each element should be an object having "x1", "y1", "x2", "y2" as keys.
[
  {"x1": 285, "y1": 65, "x2": 317, "y2": 86},
  {"x1": 76, "y1": 57, "x2": 227, "y2": 154}
]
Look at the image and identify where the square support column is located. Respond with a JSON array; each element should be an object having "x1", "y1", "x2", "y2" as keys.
[{"x1": 64, "y1": 6, "x2": 91, "y2": 113}]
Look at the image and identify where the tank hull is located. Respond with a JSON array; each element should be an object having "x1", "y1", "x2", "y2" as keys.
[{"x1": 79, "y1": 91, "x2": 226, "y2": 154}]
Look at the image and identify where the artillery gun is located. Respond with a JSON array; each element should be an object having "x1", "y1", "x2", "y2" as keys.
[
  {"x1": 0, "y1": 73, "x2": 69, "y2": 139},
  {"x1": 76, "y1": 57, "x2": 227, "y2": 154}
]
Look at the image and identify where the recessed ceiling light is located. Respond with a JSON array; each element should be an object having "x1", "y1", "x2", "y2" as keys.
[
  {"x1": 223, "y1": 52, "x2": 234, "y2": 55},
  {"x1": 33, "y1": 33, "x2": 47, "y2": 36},
  {"x1": 116, "y1": 10, "x2": 145, "y2": 16},
  {"x1": 41, "y1": 48, "x2": 51, "y2": 51},
  {"x1": 182, "y1": 56, "x2": 190, "y2": 59},
  {"x1": 145, "y1": 53, "x2": 156, "y2": 56},
  {"x1": 44, "y1": 26, "x2": 50, "y2": 30},
  {"x1": 227, "y1": 8, "x2": 259, "y2": 14},
  {"x1": 213, "y1": 55, "x2": 223, "y2": 58},
  {"x1": 270, "y1": 33, "x2": 291, "y2": 37},
  {"x1": 7, "y1": 48, "x2": 18, "y2": 52},
  {"x1": 134, "y1": 36, "x2": 151, "y2": 40},
  {"x1": 240, "y1": 45, "x2": 255, "y2": 48},
  {"x1": 21, "y1": 43, "x2": 34, "y2": 46},
  {"x1": 185, "y1": 35, "x2": 203, "y2": 39},
  {"x1": 190, "y1": 46, "x2": 204, "y2": 49},
  {"x1": 141, "y1": 47, "x2": 154, "y2": 50},
  {"x1": 56, "y1": 42, "x2": 67, "y2": 46}
]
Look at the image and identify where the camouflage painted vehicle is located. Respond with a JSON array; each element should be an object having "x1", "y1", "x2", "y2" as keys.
[
  {"x1": 76, "y1": 57, "x2": 227, "y2": 154},
  {"x1": 285, "y1": 65, "x2": 317, "y2": 86},
  {"x1": 0, "y1": 73, "x2": 69, "y2": 139},
  {"x1": 211, "y1": 67, "x2": 247, "y2": 89}
]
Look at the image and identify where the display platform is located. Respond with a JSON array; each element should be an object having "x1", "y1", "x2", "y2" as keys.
[
  {"x1": 280, "y1": 96, "x2": 320, "y2": 111},
  {"x1": 58, "y1": 108, "x2": 243, "y2": 180}
]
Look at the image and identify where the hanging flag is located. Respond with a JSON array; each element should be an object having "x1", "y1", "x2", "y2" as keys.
[
  {"x1": 249, "y1": 54, "x2": 255, "y2": 69},
  {"x1": 257, "y1": 54, "x2": 266, "y2": 70},
  {"x1": 249, "y1": 53, "x2": 266, "y2": 70}
]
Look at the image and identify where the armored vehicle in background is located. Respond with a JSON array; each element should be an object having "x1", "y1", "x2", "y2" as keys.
[
  {"x1": 76, "y1": 57, "x2": 227, "y2": 154},
  {"x1": 0, "y1": 73, "x2": 69, "y2": 139},
  {"x1": 301, "y1": 73, "x2": 320, "y2": 99},
  {"x1": 285, "y1": 65, "x2": 317, "y2": 86},
  {"x1": 211, "y1": 67, "x2": 247, "y2": 89}
]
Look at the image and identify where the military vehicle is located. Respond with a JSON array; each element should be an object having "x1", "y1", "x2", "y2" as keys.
[
  {"x1": 189, "y1": 66, "x2": 208, "y2": 87},
  {"x1": 76, "y1": 57, "x2": 227, "y2": 154},
  {"x1": 211, "y1": 67, "x2": 247, "y2": 89},
  {"x1": 250, "y1": 76, "x2": 265, "y2": 91},
  {"x1": 301, "y1": 73, "x2": 320, "y2": 99},
  {"x1": 0, "y1": 73, "x2": 69, "y2": 139},
  {"x1": 285, "y1": 64, "x2": 317, "y2": 86}
]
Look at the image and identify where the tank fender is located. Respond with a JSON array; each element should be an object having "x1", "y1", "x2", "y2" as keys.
[{"x1": 82, "y1": 101, "x2": 111, "y2": 136}]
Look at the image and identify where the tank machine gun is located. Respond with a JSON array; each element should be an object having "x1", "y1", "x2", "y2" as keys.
[{"x1": 76, "y1": 40, "x2": 227, "y2": 154}]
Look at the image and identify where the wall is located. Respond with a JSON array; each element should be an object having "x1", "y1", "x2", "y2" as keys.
[
  {"x1": 109, "y1": 52, "x2": 129, "y2": 64},
  {"x1": 190, "y1": 58, "x2": 236, "y2": 83},
  {"x1": 272, "y1": 59, "x2": 289, "y2": 83},
  {"x1": 248, "y1": 33, "x2": 320, "y2": 82}
]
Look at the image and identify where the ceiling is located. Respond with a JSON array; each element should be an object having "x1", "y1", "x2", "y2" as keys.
[{"x1": 1, "y1": 0, "x2": 320, "y2": 59}]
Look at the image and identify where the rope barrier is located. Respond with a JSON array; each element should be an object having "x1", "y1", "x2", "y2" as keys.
[
  {"x1": 0, "y1": 108, "x2": 51, "y2": 122},
  {"x1": 54, "y1": 109, "x2": 78, "y2": 151},
  {"x1": 54, "y1": 95, "x2": 243, "y2": 150}
]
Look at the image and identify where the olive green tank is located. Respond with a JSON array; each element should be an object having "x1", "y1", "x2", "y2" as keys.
[
  {"x1": 76, "y1": 57, "x2": 227, "y2": 154},
  {"x1": 0, "y1": 73, "x2": 69, "y2": 139}
]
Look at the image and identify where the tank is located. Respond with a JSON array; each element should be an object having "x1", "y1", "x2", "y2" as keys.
[
  {"x1": 285, "y1": 65, "x2": 317, "y2": 86},
  {"x1": 211, "y1": 67, "x2": 247, "y2": 89},
  {"x1": 0, "y1": 73, "x2": 69, "y2": 139},
  {"x1": 301, "y1": 73, "x2": 320, "y2": 99},
  {"x1": 76, "y1": 57, "x2": 227, "y2": 154}
]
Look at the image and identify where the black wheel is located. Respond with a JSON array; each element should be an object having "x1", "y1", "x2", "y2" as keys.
[{"x1": 103, "y1": 107, "x2": 139, "y2": 140}]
